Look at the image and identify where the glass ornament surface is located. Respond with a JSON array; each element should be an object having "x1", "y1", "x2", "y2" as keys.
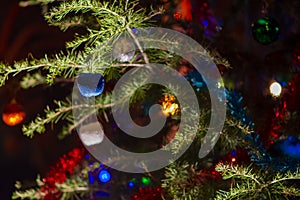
[
  {"x1": 77, "y1": 73, "x2": 105, "y2": 97},
  {"x1": 112, "y1": 35, "x2": 135, "y2": 62},
  {"x1": 2, "y1": 102, "x2": 26, "y2": 126},
  {"x1": 251, "y1": 17, "x2": 280, "y2": 45},
  {"x1": 79, "y1": 121, "x2": 105, "y2": 146}
]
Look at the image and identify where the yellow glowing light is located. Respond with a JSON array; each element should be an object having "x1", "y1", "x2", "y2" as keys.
[
  {"x1": 161, "y1": 95, "x2": 179, "y2": 116},
  {"x1": 217, "y1": 80, "x2": 224, "y2": 88},
  {"x1": 162, "y1": 102, "x2": 179, "y2": 116},
  {"x1": 2, "y1": 102, "x2": 26, "y2": 126},
  {"x1": 231, "y1": 157, "x2": 236, "y2": 162},
  {"x1": 270, "y1": 81, "x2": 282, "y2": 97},
  {"x1": 3, "y1": 112, "x2": 25, "y2": 126}
]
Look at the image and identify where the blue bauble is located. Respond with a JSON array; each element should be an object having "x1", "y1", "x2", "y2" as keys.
[
  {"x1": 77, "y1": 73, "x2": 105, "y2": 97},
  {"x1": 281, "y1": 136, "x2": 300, "y2": 159}
]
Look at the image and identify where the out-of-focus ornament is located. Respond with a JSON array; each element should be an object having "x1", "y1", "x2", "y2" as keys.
[
  {"x1": 160, "y1": 95, "x2": 179, "y2": 116},
  {"x1": 251, "y1": 17, "x2": 280, "y2": 45},
  {"x1": 173, "y1": 0, "x2": 192, "y2": 21},
  {"x1": 280, "y1": 136, "x2": 300, "y2": 159},
  {"x1": 180, "y1": 0, "x2": 192, "y2": 21},
  {"x1": 77, "y1": 73, "x2": 105, "y2": 97},
  {"x1": 2, "y1": 100, "x2": 26, "y2": 126},
  {"x1": 79, "y1": 121, "x2": 105, "y2": 146},
  {"x1": 269, "y1": 81, "x2": 282, "y2": 97},
  {"x1": 196, "y1": 1, "x2": 222, "y2": 38},
  {"x1": 98, "y1": 169, "x2": 111, "y2": 183},
  {"x1": 113, "y1": 35, "x2": 135, "y2": 62}
]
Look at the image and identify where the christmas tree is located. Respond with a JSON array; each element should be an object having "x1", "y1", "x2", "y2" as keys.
[{"x1": 0, "y1": 0, "x2": 300, "y2": 199}]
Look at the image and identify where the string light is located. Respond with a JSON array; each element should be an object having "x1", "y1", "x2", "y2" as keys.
[
  {"x1": 160, "y1": 95, "x2": 179, "y2": 116},
  {"x1": 270, "y1": 81, "x2": 282, "y2": 97},
  {"x1": 128, "y1": 181, "x2": 134, "y2": 188},
  {"x1": 141, "y1": 177, "x2": 151, "y2": 186},
  {"x1": 128, "y1": 178, "x2": 137, "y2": 188},
  {"x1": 98, "y1": 169, "x2": 111, "y2": 183}
]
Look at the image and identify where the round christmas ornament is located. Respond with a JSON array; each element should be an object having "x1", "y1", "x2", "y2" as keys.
[
  {"x1": 77, "y1": 73, "x2": 105, "y2": 97},
  {"x1": 179, "y1": 0, "x2": 192, "y2": 21},
  {"x1": 251, "y1": 17, "x2": 280, "y2": 45},
  {"x1": 280, "y1": 136, "x2": 300, "y2": 159},
  {"x1": 2, "y1": 100, "x2": 26, "y2": 126},
  {"x1": 112, "y1": 35, "x2": 135, "y2": 62},
  {"x1": 79, "y1": 121, "x2": 105, "y2": 146}
]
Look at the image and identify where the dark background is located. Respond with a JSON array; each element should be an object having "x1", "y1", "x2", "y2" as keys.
[
  {"x1": 1, "y1": 0, "x2": 300, "y2": 199},
  {"x1": 0, "y1": 0, "x2": 79, "y2": 199}
]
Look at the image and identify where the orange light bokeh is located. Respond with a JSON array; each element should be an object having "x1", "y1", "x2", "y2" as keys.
[
  {"x1": 161, "y1": 95, "x2": 179, "y2": 116},
  {"x1": 2, "y1": 103, "x2": 26, "y2": 126}
]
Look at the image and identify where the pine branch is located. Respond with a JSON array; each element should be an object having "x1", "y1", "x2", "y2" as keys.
[
  {"x1": 12, "y1": 177, "x2": 45, "y2": 200},
  {"x1": 126, "y1": 26, "x2": 149, "y2": 64},
  {"x1": 43, "y1": 0, "x2": 161, "y2": 50},
  {"x1": 12, "y1": 189, "x2": 44, "y2": 200},
  {"x1": 20, "y1": 72, "x2": 46, "y2": 89},
  {"x1": 162, "y1": 162, "x2": 217, "y2": 200},
  {"x1": 216, "y1": 163, "x2": 262, "y2": 184},
  {"x1": 0, "y1": 52, "x2": 84, "y2": 86},
  {"x1": 215, "y1": 163, "x2": 300, "y2": 200},
  {"x1": 0, "y1": 0, "x2": 164, "y2": 87},
  {"x1": 22, "y1": 75, "x2": 152, "y2": 138},
  {"x1": 49, "y1": 15, "x2": 96, "y2": 31},
  {"x1": 22, "y1": 94, "x2": 112, "y2": 138}
]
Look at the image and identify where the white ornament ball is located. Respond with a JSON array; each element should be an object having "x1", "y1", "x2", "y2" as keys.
[{"x1": 79, "y1": 122, "x2": 104, "y2": 146}]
